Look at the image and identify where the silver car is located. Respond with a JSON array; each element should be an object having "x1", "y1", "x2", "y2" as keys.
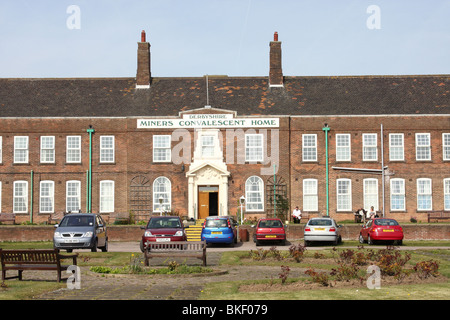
[
  {"x1": 53, "y1": 213, "x2": 108, "y2": 252},
  {"x1": 304, "y1": 217, "x2": 342, "y2": 246}
]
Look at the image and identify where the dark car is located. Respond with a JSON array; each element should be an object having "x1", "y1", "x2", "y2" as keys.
[
  {"x1": 201, "y1": 216, "x2": 238, "y2": 246},
  {"x1": 253, "y1": 218, "x2": 286, "y2": 246},
  {"x1": 53, "y1": 213, "x2": 108, "y2": 252},
  {"x1": 140, "y1": 216, "x2": 187, "y2": 252},
  {"x1": 359, "y1": 218, "x2": 404, "y2": 245}
]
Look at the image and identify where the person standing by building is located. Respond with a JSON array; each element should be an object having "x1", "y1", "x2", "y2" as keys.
[
  {"x1": 368, "y1": 206, "x2": 376, "y2": 219},
  {"x1": 292, "y1": 206, "x2": 302, "y2": 224}
]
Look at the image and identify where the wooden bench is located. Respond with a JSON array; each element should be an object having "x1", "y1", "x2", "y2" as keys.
[
  {"x1": 427, "y1": 211, "x2": 450, "y2": 223},
  {"x1": 0, "y1": 213, "x2": 15, "y2": 225},
  {"x1": 1, "y1": 249, "x2": 78, "y2": 282},
  {"x1": 144, "y1": 241, "x2": 207, "y2": 267}
]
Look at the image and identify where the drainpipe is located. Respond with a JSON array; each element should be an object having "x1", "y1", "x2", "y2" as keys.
[
  {"x1": 322, "y1": 124, "x2": 330, "y2": 216},
  {"x1": 30, "y1": 170, "x2": 34, "y2": 223},
  {"x1": 87, "y1": 126, "x2": 95, "y2": 213},
  {"x1": 86, "y1": 170, "x2": 89, "y2": 213}
]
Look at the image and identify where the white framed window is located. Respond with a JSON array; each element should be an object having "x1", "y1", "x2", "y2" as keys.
[
  {"x1": 390, "y1": 178, "x2": 405, "y2": 211},
  {"x1": 336, "y1": 134, "x2": 351, "y2": 161},
  {"x1": 100, "y1": 136, "x2": 115, "y2": 163},
  {"x1": 100, "y1": 180, "x2": 115, "y2": 213},
  {"x1": 443, "y1": 133, "x2": 450, "y2": 161},
  {"x1": 0, "y1": 182, "x2": 2, "y2": 212},
  {"x1": 417, "y1": 178, "x2": 432, "y2": 211},
  {"x1": 39, "y1": 181, "x2": 54, "y2": 213},
  {"x1": 444, "y1": 179, "x2": 450, "y2": 211},
  {"x1": 66, "y1": 180, "x2": 81, "y2": 213},
  {"x1": 153, "y1": 177, "x2": 171, "y2": 212},
  {"x1": 389, "y1": 133, "x2": 404, "y2": 161},
  {"x1": 40, "y1": 136, "x2": 55, "y2": 163},
  {"x1": 416, "y1": 133, "x2": 431, "y2": 161},
  {"x1": 13, "y1": 181, "x2": 28, "y2": 213},
  {"x1": 363, "y1": 178, "x2": 378, "y2": 211},
  {"x1": 363, "y1": 133, "x2": 377, "y2": 161},
  {"x1": 153, "y1": 135, "x2": 171, "y2": 162},
  {"x1": 302, "y1": 134, "x2": 317, "y2": 161},
  {"x1": 245, "y1": 176, "x2": 264, "y2": 211},
  {"x1": 67, "y1": 136, "x2": 81, "y2": 163},
  {"x1": 14, "y1": 136, "x2": 29, "y2": 163},
  {"x1": 303, "y1": 179, "x2": 318, "y2": 211},
  {"x1": 245, "y1": 134, "x2": 263, "y2": 162},
  {"x1": 201, "y1": 135, "x2": 215, "y2": 157},
  {"x1": 337, "y1": 179, "x2": 352, "y2": 211}
]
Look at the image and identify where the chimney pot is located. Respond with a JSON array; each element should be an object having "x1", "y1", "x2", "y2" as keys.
[
  {"x1": 141, "y1": 30, "x2": 146, "y2": 42},
  {"x1": 274, "y1": 32, "x2": 278, "y2": 42}
]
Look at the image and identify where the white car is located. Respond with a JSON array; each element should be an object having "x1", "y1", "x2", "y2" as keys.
[{"x1": 304, "y1": 217, "x2": 342, "y2": 246}]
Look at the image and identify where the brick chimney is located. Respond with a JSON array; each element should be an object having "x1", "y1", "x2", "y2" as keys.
[
  {"x1": 269, "y1": 32, "x2": 283, "y2": 87},
  {"x1": 136, "y1": 30, "x2": 151, "y2": 89}
]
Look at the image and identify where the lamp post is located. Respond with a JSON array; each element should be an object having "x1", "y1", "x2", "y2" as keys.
[{"x1": 239, "y1": 196, "x2": 245, "y2": 224}]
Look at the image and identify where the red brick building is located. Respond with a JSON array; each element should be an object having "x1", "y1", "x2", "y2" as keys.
[{"x1": 0, "y1": 31, "x2": 448, "y2": 224}]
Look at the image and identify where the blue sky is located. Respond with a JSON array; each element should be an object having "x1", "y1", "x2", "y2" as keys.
[{"x1": 0, "y1": 0, "x2": 449, "y2": 78}]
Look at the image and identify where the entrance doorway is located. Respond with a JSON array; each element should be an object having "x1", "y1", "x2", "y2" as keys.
[{"x1": 198, "y1": 186, "x2": 219, "y2": 219}]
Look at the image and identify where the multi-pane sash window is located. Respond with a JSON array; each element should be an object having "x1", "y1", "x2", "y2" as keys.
[
  {"x1": 153, "y1": 177, "x2": 171, "y2": 212},
  {"x1": 201, "y1": 135, "x2": 215, "y2": 157},
  {"x1": 40, "y1": 136, "x2": 55, "y2": 163},
  {"x1": 245, "y1": 134, "x2": 263, "y2": 162},
  {"x1": 302, "y1": 134, "x2": 317, "y2": 161},
  {"x1": 443, "y1": 133, "x2": 450, "y2": 161},
  {"x1": 67, "y1": 136, "x2": 81, "y2": 163},
  {"x1": 245, "y1": 176, "x2": 264, "y2": 211},
  {"x1": 303, "y1": 179, "x2": 318, "y2": 211},
  {"x1": 416, "y1": 133, "x2": 431, "y2": 161},
  {"x1": 40, "y1": 181, "x2": 54, "y2": 213},
  {"x1": 13, "y1": 181, "x2": 28, "y2": 213},
  {"x1": 153, "y1": 135, "x2": 171, "y2": 162},
  {"x1": 389, "y1": 134, "x2": 404, "y2": 161},
  {"x1": 14, "y1": 136, "x2": 29, "y2": 163},
  {"x1": 66, "y1": 181, "x2": 81, "y2": 213},
  {"x1": 444, "y1": 179, "x2": 450, "y2": 211},
  {"x1": 363, "y1": 179, "x2": 378, "y2": 211},
  {"x1": 337, "y1": 179, "x2": 352, "y2": 211},
  {"x1": 100, "y1": 180, "x2": 115, "y2": 213},
  {"x1": 417, "y1": 178, "x2": 432, "y2": 211},
  {"x1": 390, "y1": 179, "x2": 405, "y2": 211},
  {"x1": 363, "y1": 134, "x2": 377, "y2": 161},
  {"x1": 0, "y1": 136, "x2": 2, "y2": 163},
  {"x1": 336, "y1": 134, "x2": 351, "y2": 161},
  {"x1": 100, "y1": 136, "x2": 115, "y2": 163}
]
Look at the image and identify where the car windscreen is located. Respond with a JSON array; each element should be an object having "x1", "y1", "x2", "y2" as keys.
[
  {"x1": 147, "y1": 217, "x2": 181, "y2": 228},
  {"x1": 307, "y1": 219, "x2": 332, "y2": 226},
  {"x1": 374, "y1": 219, "x2": 399, "y2": 226},
  {"x1": 205, "y1": 219, "x2": 228, "y2": 228},
  {"x1": 259, "y1": 220, "x2": 282, "y2": 228},
  {"x1": 59, "y1": 215, "x2": 94, "y2": 227}
]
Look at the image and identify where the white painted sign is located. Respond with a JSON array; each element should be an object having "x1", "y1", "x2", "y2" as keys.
[{"x1": 137, "y1": 117, "x2": 279, "y2": 129}]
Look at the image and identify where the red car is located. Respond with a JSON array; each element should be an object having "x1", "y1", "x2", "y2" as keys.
[
  {"x1": 359, "y1": 218, "x2": 404, "y2": 245},
  {"x1": 253, "y1": 218, "x2": 286, "y2": 246},
  {"x1": 140, "y1": 216, "x2": 186, "y2": 252}
]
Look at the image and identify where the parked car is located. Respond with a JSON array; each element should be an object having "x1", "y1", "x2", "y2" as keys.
[
  {"x1": 140, "y1": 216, "x2": 187, "y2": 252},
  {"x1": 201, "y1": 216, "x2": 238, "y2": 246},
  {"x1": 53, "y1": 213, "x2": 108, "y2": 252},
  {"x1": 253, "y1": 218, "x2": 286, "y2": 246},
  {"x1": 304, "y1": 217, "x2": 342, "y2": 246},
  {"x1": 359, "y1": 218, "x2": 404, "y2": 245}
]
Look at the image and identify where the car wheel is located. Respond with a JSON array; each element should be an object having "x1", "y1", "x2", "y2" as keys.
[
  {"x1": 101, "y1": 239, "x2": 108, "y2": 252},
  {"x1": 66, "y1": 249, "x2": 73, "y2": 253},
  {"x1": 140, "y1": 240, "x2": 145, "y2": 253},
  {"x1": 304, "y1": 240, "x2": 309, "y2": 247},
  {"x1": 280, "y1": 239, "x2": 286, "y2": 246},
  {"x1": 91, "y1": 239, "x2": 98, "y2": 252},
  {"x1": 368, "y1": 235, "x2": 374, "y2": 245},
  {"x1": 396, "y1": 240, "x2": 403, "y2": 246},
  {"x1": 359, "y1": 234, "x2": 365, "y2": 244}
]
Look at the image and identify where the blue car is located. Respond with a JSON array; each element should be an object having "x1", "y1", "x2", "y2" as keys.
[{"x1": 201, "y1": 216, "x2": 238, "y2": 246}]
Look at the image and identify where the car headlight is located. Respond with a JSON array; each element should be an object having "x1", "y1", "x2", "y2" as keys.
[
  {"x1": 83, "y1": 231, "x2": 93, "y2": 237},
  {"x1": 144, "y1": 231, "x2": 153, "y2": 237},
  {"x1": 174, "y1": 230, "x2": 184, "y2": 237},
  {"x1": 54, "y1": 232, "x2": 61, "y2": 238}
]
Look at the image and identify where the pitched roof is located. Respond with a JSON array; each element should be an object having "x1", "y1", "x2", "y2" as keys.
[{"x1": 0, "y1": 75, "x2": 448, "y2": 117}]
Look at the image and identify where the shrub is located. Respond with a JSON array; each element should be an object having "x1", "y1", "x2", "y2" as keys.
[
  {"x1": 305, "y1": 268, "x2": 330, "y2": 287},
  {"x1": 289, "y1": 243, "x2": 306, "y2": 262},
  {"x1": 414, "y1": 260, "x2": 440, "y2": 279},
  {"x1": 279, "y1": 265, "x2": 290, "y2": 284},
  {"x1": 330, "y1": 262, "x2": 362, "y2": 282}
]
